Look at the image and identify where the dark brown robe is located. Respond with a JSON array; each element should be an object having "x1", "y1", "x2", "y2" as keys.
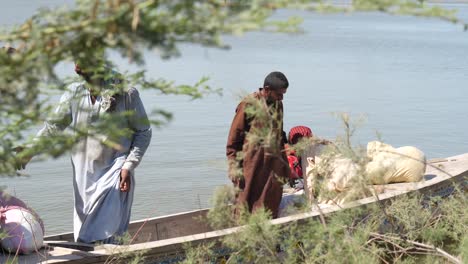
[{"x1": 226, "y1": 90, "x2": 290, "y2": 218}]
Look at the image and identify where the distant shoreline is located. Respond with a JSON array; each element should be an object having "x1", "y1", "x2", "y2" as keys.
[
  {"x1": 427, "y1": 0, "x2": 468, "y2": 3},
  {"x1": 330, "y1": 0, "x2": 468, "y2": 4},
  {"x1": 426, "y1": 0, "x2": 468, "y2": 4}
]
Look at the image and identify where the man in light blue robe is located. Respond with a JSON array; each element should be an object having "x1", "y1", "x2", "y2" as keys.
[{"x1": 29, "y1": 64, "x2": 152, "y2": 243}]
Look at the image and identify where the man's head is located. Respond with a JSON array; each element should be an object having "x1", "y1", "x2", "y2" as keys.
[
  {"x1": 74, "y1": 62, "x2": 112, "y2": 85},
  {"x1": 288, "y1": 126, "x2": 313, "y2": 145},
  {"x1": 74, "y1": 63, "x2": 96, "y2": 84},
  {"x1": 2, "y1": 47, "x2": 16, "y2": 54},
  {"x1": 263, "y1": 71, "x2": 288, "y2": 102}
]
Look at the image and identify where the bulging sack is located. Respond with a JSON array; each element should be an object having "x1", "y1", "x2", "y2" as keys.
[
  {"x1": 0, "y1": 206, "x2": 44, "y2": 254},
  {"x1": 316, "y1": 156, "x2": 360, "y2": 192},
  {"x1": 366, "y1": 141, "x2": 426, "y2": 184},
  {"x1": 305, "y1": 154, "x2": 364, "y2": 205}
]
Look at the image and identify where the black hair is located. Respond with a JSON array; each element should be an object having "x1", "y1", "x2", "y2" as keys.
[
  {"x1": 1, "y1": 46, "x2": 16, "y2": 55},
  {"x1": 263, "y1": 71, "x2": 289, "y2": 90}
]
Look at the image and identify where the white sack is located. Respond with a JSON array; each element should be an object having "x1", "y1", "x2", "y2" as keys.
[
  {"x1": 0, "y1": 207, "x2": 44, "y2": 254},
  {"x1": 366, "y1": 141, "x2": 426, "y2": 184},
  {"x1": 305, "y1": 155, "x2": 364, "y2": 205}
]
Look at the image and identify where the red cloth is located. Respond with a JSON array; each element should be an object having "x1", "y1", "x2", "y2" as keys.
[
  {"x1": 285, "y1": 144, "x2": 302, "y2": 179},
  {"x1": 288, "y1": 126, "x2": 313, "y2": 145},
  {"x1": 286, "y1": 126, "x2": 313, "y2": 179},
  {"x1": 287, "y1": 154, "x2": 302, "y2": 179}
]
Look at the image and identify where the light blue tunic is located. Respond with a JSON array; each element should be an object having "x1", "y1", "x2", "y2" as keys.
[{"x1": 37, "y1": 82, "x2": 152, "y2": 243}]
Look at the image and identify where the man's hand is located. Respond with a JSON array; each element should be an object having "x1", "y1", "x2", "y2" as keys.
[
  {"x1": 119, "y1": 169, "x2": 131, "y2": 192},
  {"x1": 227, "y1": 159, "x2": 240, "y2": 184}
]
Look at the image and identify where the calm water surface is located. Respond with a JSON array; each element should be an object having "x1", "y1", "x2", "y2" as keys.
[{"x1": 1, "y1": 1, "x2": 467, "y2": 235}]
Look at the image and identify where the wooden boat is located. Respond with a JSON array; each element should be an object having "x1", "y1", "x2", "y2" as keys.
[{"x1": 3, "y1": 153, "x2": 467, "y2": 264}]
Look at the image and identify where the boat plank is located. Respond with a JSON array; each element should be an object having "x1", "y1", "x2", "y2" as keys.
[{"x1": 128, "y1": 209, "x2": 212, "y2": 243}]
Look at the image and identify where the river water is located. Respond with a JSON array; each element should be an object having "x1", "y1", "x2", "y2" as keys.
[{"x1": 1, "y1": 1, "x2": 467, "y2": 235}]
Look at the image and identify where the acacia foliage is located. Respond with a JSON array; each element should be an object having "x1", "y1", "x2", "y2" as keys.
[
  {"x1": 184, "y1": 184, "x2": 466, "y2": 263},
  {"x1": 0, "y1": 0, "x2": 308, "y2": 175},
  {"x1": 0, "y1": 0, "x2": 464, "y2": 175}
]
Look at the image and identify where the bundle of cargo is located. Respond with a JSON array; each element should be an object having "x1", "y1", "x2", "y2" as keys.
[
  {"x1": 304, "y1": 141, "x2": 426, "y2": 205},
  {"x1": 0, "y1": 191, "x2": 44, "y2": 254}
]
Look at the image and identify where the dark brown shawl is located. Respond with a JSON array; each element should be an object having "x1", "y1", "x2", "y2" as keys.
[{"x1": 226, "y1": 91, "x2": 290, "y2": 218}]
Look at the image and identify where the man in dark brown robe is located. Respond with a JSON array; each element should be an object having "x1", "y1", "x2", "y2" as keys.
[{"x1": 226, "y1": 71, "x2": 291, "y2": 219}]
